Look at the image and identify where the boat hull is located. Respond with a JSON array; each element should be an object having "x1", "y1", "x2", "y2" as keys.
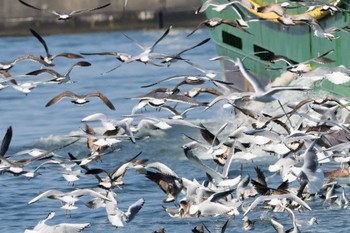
[{"x1": 203, "y1": 0, "x2": 350, "y2": 96}]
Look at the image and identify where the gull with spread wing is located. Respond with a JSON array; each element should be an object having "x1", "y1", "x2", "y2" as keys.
[
  {"x1": 26, "y1": 61, "x2": 91, "y2": 84},
  {"x1": 30, "y1": 28, "x2": 84, "y2": 65},
  {"x1": 0, "y1": 55, "x2": 52, "y2": 71},
  {"x1": 187, "y1": 18, "x2": 251, "y2": 37},
  {"x1": 105, "y1": 26, "x2": 172, "y2": 72},
  {"x1": 45, "y1": 91, "x2": 116, "y2": 110},
  {"x1": 24, "y1": 211, "x2": 90, "y2": 233},
  {"x1": 28, "y1": 188, "x2": 112, "y2": 211},
  {"x1": 105, "y1": 191, "x2": 144, "y2": 227},
  {"x1": 18, "y1": 0, "x2": 111, "y2": 21},
  {"x1": 210, "y1": 56, "x2": 311, "y2": 103}
]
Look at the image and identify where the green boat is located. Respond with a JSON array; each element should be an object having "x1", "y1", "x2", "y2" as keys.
[{"x1": 202, "y1": 0, "x2": 350, "y2": 97}]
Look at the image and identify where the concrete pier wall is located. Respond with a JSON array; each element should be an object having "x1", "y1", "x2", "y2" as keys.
[{"x1": 0, "y1": 0, "x2": 205, "y2": 35}]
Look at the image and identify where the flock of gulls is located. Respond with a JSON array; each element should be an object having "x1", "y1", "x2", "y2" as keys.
[{"x1": 1, "y1": 0, "x2": 350, "y2": 232}]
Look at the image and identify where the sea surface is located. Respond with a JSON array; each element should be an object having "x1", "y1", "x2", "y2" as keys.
[{"x1": 0, "y1": 28, "x2": 348, "y2": 233}]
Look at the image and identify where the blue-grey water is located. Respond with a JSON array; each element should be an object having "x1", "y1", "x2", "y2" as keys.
[{"x1": 0, "y1": 28, "x2": 348, "y2": 233}]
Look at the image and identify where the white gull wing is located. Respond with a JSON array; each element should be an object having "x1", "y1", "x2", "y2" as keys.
[
  {"x1": 235, "y1": 58, "x2": 266, "y2": 94},
  {"x1": 28, "y1": 190, "x2": 64, "y2": 204},
  {"x1": 47, "y1": 223, "x2": 90, "y2": 233},
  {"x1": 105, "y1": 191, "x2": 144, "y2": 227},
  {"x1": 222, "y1": 149, "x2": 235, "y2": 178},
  {"x1": 143, "y1": 162, "x2": 179, "y2": 177},
  {"x1": 190, "y1": 201, "x2": 238, "y2": 217},
  {"x1": 69, "y1": 189, "x2": 111, "y2": 202},
  {"x1": 82, "y1": 114, "x2": 136, "y2": 143},
  {"x1": 243, "y1": 193, "x2": 312, "y2": 216},
  {"x1": 124, "y1": 198, "x2": 145, "y2": 222},
  {"x1": 285, "y1": 207, "x2": 301, "y2": 233},
  {"x1": 81, "y1": 113, "x2": 118, "y2": 130},
  {"x1": 105, "y1": 191, "x2": 124, "y2": 227},
  {"x1": 261, "y1": 86, "x2": 311, "y2": 100},
  {"x1": 210, "y1": 56, "x2": 266, "y2": 94},
  {"x1": 270, "y1": 218, "x2": 284, "y2": 233},
  {"x1": 29, "y1": 211, "x2": 90, "y2": 233},
  {"x1": 189, "y1": 189, "x2": 238, "y2": 217},
  {"x1": 196, "y1": 0, "x2": 242, "y2": 14},
  {"x1": 183, "y1": 145, "x2": 224, "y2": 184},
  {"x1": 209, "y1": 121, "x2": 229, "y2": 151}
]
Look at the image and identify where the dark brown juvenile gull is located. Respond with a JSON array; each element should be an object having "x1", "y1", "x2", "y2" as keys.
[{"x1": 45, "y1": 91, "x2": 115, "y2": 110}]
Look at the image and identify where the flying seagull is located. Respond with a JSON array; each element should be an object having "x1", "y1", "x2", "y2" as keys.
[
  {"x1": 30, "y1": 28, "x2": 84, "y2": 65},
  {"x1": 0, "y1": 55, "x2": 52, "y2": 71},
  {"x1": 18, "y1": 0, "x2": 111, "y2": 21},
  {"x1": 45, "y1": 91, "x2": 116, "y2": 110},
  {"x1": 268, "y1": 49, "x2": 335, "y2": 74},
  {"x1": 26, "y1": 61, "x2": 91, "y2": 84},
  {"x1": 187, "y1": 18, "x2": 251, "y2": 37},
  {"x1": 210, "y1": 56, "x2": 311, "y2": 103},
  {"x1": 24, "y1": 211, "x2": 90, "y2": 233},
  {"x1": 196, "y1": 0, "x2": 242, "y2": 14}
]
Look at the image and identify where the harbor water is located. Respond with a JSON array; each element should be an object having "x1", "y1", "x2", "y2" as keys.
[{"x1": 0, "y1": 27, "x2": 349, "y2": 233}]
